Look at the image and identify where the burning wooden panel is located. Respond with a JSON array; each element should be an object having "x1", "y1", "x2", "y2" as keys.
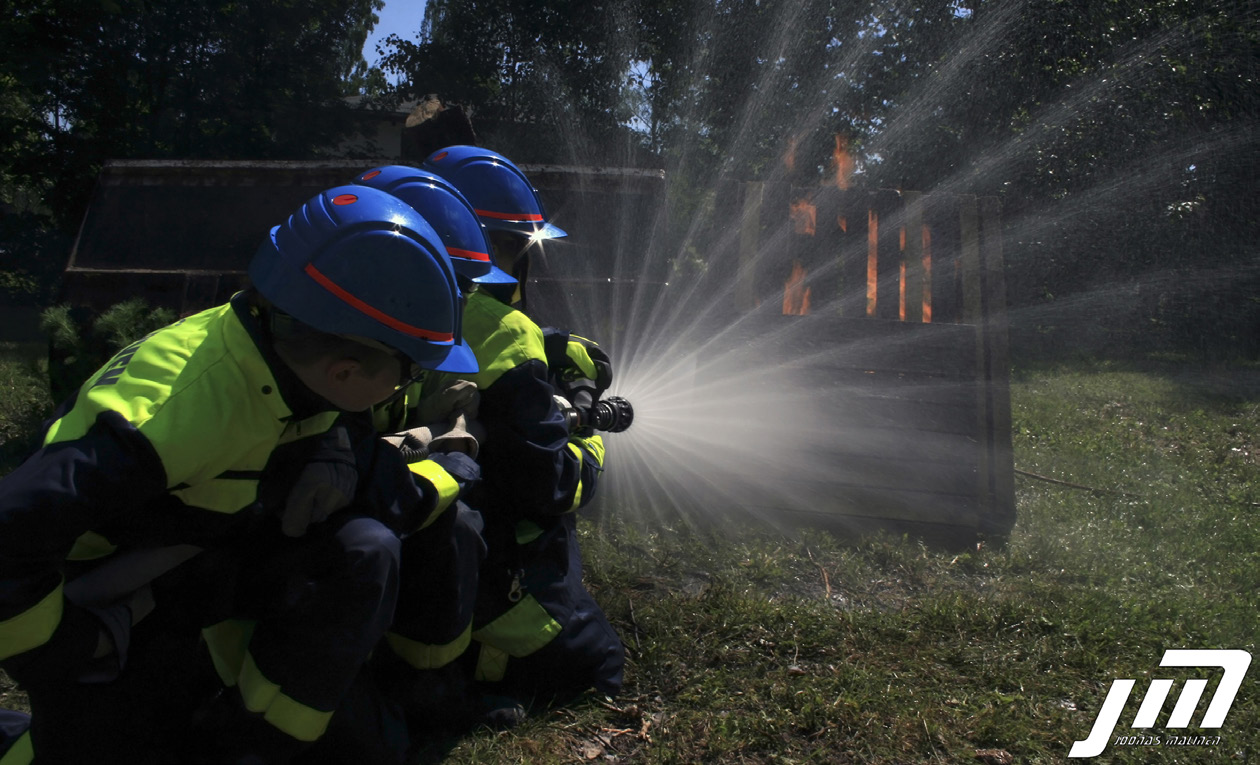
[{"x1": 713, "y1": 187, "x2": 1013, "y2": 544}]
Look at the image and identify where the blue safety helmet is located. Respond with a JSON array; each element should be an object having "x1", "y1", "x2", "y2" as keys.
[
  {"x1": 421, "y1": 146, "x2": 567, "y2": 241},
  {"x1": 353, "y1": 165, "x2": 517, "y2": 286},
  {"x1": 249, "y1": 185, "x2": 478, "y2": 374}
]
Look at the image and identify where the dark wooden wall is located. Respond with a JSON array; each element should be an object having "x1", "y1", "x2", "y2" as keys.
[
  {"x1": 61, "y1": 160, "x2": 669, "y2": 325},
  {"x1": 62, "y1": 160, "x2": 376, "y2": 314}
]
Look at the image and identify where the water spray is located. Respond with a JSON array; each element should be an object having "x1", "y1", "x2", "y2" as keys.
[{"x1": 554, "y1": 395, "x2": 635, "y2": 434}]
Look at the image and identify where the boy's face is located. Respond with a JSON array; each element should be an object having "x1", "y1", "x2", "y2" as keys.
[
  {"x1": 489, "y1": 231, "x2": 533, "y2": 275},
  {"x1": 287, "y1": 347, "x2": 413, "y2": 413},
  {"x1": 490, "y1": 231, "x2": 532, "y2": 305},
  {"x1": 322, "y1": 356, "x2": 407, "y2": 412}
]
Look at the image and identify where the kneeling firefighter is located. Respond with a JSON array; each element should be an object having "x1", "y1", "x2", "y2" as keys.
[
  {"x1": 347, "y1": 165, "x2": 513, "y2": 734},
  {"x1": 0, "y1": 186, "x2": 481, "y2": 764},
  {"x1": 356, "y1": 157, "x2": 621, "y2": 731},
  {"x1": 418, "y1": 146, "x2": 625, "y2": 710}
]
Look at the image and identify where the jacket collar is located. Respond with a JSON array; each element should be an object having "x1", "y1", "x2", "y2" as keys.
[{"x1": 229, "y1": 292, "x2": 336, "y2": 421}]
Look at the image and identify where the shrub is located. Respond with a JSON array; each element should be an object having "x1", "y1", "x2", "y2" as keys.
[{"x1": 40, "y1": 299, "x2": 177, "y2": 404}]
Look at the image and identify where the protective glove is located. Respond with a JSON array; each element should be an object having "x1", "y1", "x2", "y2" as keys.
[
  {"x1": 430, "y1": 413, "x2": 479, "y2": 458},
  {"x1": 543, "y1": 331, "x2": 613, "y2": 406},
  {"x1": 384, "y1": 415, "x2": 479, "y2": 462},
  {"x1": 544, "y1": 333, "x2": 614, "y2": 437},
  {"x1": 389, "y1": 381, "x2": 482, "y2": 461},
  {"x1": 412, "y1": 379, "x2": 480, "y2": 425},
  {"x1": 280, "y1": 426, "x2": 358, "y2": 537}
]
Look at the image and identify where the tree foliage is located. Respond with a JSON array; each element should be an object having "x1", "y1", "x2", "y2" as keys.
[
  {"x1": 0, "y1": 0, "x2": 382, "y2": 228},
  {"x1": 0, "y1": 0, "x2": 1251, "y2": 357},
  {"x1": 896, "y1": 0, "x2": 1259, "y2": 357},
  {"x1": 0, "y1": 0, "x2": 383, "y2": 307},
  {"x1": 380, "y1": 0, "x2": 1256, "y2": 358},
  {"x1": 379, "y1": 0, "x2": 646, "y2": 163}
]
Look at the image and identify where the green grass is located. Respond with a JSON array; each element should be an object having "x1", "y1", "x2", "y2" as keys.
[
  {"x1": 438, "y1": 359, "x2": 1257, "y2": 764},
  {"x1": 1, "y1": 348, "x2": 1256, "y2": 763}
]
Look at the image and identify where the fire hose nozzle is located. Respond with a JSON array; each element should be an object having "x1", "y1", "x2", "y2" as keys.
[
  {"x1": 554, "y1": 395, "x2": 635, "y2": 434},
  {"x1": 589, "y1": 395, "x2": 634, "y2": 433}
]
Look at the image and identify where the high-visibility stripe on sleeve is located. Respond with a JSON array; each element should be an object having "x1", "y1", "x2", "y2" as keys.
[
  {"x1": 239, "y1": 652, "x2": 333, "y2": 742},
  {"x1": 471, "y1": 594, "x2": 562, "y2": 659},
  {"x1": 408, "y1": 460, "x2": 460, "y2": 529},
  {"x1": 566, "y1": 435, "x2": 605, "y2": 512},
  {"x1": 0, "y1": 731, "x2": 32, "y2": 765},
  {"x1": 565, "y1": 340, "x2": 598, "y2": 379},
  {"x1": 566, "y1": 443, "x2": 586, "y2": 512},
  {"x1": 0, "y1": 583, "x2": 64, "y2": 661},
  {"x1": 384, "y1": 623, "x2": 472, "y2": 670},
  {"x1": 576, "y1": 434, "x2": 605, "y2": 468}
]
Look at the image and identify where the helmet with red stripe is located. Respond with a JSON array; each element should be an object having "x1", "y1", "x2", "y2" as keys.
[
  {"x1": 249, "y1": 185, "x2": 477, "y2": 373},
  {"x1": 421, "y1": 146, "x2": 566, "y2": 241},
  {"x1": 352, "y1": 165, "x2": 516, "y2": 286}
]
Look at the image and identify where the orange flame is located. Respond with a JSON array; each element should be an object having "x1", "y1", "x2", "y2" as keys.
[
  {"x1": 866, "y1": 209, "x2": 878, "y2": 316},
  {"x1": 922, "y1": 224, "x2": 932, "y2": 323},
  {"x1": 899, "y1": 261, "x2": 907, "y2": 321},
  {"x1": 784, "y1": 135, "x2": 799, "y2": 173},
  {"x1": 783, "y1": 260, "x2": 811, "y2": 315},
  {"x1": 833, "y1": 135, "x2": 854, "y2": 190},
  {"x1": 789, "y1": 199, "x2": 817, "y2": 236},
  {"x1": 899, "y1": 226, "x2": 907, "y2": 321}
]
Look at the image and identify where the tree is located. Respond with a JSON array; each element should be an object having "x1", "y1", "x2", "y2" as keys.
[
  {"x1": 379, "y1": 0, "x2": 647, "y2": 164},
  {"x1": 878, "y1": 0, "x2": 1260, "y2": 357},
  {"x1": 380, "y1": 0, "x2": 1256, "y2": 357},
  {"x1": 0, "y1": 0, "x2": 383, "y2": 225},
  {"x1": 0, "y1": 0, "x2": 384, "y2": 306}
]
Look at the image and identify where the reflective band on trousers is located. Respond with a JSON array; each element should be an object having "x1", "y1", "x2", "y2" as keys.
[
  {"x1": 0, "y1": 583, "x2": 63, "y2": 661},
  {"x1": 239, "y1": 652, "x2": 333, "y2": 743},
  {"x1": 0, "y1": 731, "x2": 32, "y2": 765},
  {"x1": 471, "y1": 594, "x2": 562, "y2": 658},
  {"x1": 203, "y1": 619, "x2": 332, "y2": 742},
  {"x1": 385, "y1": 623, "x2": 472, "y2": 670}
]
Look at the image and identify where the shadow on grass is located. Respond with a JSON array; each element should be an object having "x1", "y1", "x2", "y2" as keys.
[{"x1": 1012, "y1": 354, "x2": 1260, "y2": 403}]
